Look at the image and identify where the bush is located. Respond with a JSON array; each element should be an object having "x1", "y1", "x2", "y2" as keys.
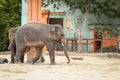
[
  {"x1": 0, "y1": 0, "x2": 21, "y2": 51},
  {"x1": 97, "y1": 46, "x2": 117, "y2": 53}
]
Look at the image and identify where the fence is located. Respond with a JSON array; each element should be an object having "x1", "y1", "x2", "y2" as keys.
[{"x1": 66, "y1": 38, "x2": 120, "y2": 53}]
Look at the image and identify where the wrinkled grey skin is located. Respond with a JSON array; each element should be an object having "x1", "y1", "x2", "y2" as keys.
[
  {"x1": 8, "y1": 27, "x2": 45, "y2": 63},
  {"x1": 14, "y1": 22, "x2": 70, "y2": 65}
]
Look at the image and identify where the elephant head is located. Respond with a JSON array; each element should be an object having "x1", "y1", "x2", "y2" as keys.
[
  {"x1": 51, "y1": 24, "x2": 70, "y2": 64},
  {"x1": 8, "y1": 27, "x2": 20, "y2": 50},
  {"x1": 51, "y1": 24, "x2": 64, "y2": 41}
]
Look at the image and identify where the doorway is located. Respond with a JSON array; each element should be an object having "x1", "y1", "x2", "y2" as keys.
[
  {"x1": 48, "y1": 18, "x2": 63, "y2": 27},
  {"x1": 96, "y1": 35, "x2": 102, "y2": 50}
]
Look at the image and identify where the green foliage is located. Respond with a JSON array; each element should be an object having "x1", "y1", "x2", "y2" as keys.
[
  {"x1": 42, "y1": 0, "x2": 65, "y2": 10},
  {"x1": 95, "y1": 25, "x2": 120, "y2": 38},
  {"x1": 68, "y1": 0, "x2": 120, "y2": 18},
  {"x1": 42, "y1": 0, "x2": 120, "y2": 18},
  {"x1": 0, "y1": 0, "x2": 21, "y2": 51},
  {"x1": 97, "y1": 46, "x2": 117, "y2": 53}
]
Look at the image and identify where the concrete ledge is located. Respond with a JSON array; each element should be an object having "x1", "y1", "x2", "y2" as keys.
[{"x1": 0, "y1": 51, "x2": 11, "y2": 54}]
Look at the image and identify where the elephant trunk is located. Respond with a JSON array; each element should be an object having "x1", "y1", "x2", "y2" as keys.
[{"x1": 61, "y1": 38, "x2": 70, "y2": 64}]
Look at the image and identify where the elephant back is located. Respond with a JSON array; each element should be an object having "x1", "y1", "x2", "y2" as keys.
[{"x1": 15, "y1": 22, "x2": 53, "y2": 45}]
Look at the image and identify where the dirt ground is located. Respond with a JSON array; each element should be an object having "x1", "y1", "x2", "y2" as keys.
[{"x1": 0, "y1": 51, "x2": 120, "y2": 80}]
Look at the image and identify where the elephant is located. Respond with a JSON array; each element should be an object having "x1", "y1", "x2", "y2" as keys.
[
  {"x1": 8, "y1": 27, "x2": 45, "y2": 63},
  {"x1": 8, "y1": 27, "x2": 20, "y2": 63},
  {"x1": 14, "y1": 22, "x2": 70, "y2": 65}
]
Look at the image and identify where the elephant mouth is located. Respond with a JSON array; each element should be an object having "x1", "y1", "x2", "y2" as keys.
[
  {"x1": 55, "y1": 39, "x2": 60, "y2": 42},
  {"x1": 55, "y1": 37, "x2": 61, "y2": 42}
]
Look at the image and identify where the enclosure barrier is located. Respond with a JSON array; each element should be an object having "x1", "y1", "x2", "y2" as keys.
[{"x1": 66, "y1": 38, "x2": 120, "y2": 53}]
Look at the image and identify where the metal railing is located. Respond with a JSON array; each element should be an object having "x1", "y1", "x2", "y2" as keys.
[
  {"x1": 83, "y1": 39, "x2": 119, "y2": 53},
  {"x1": 66, "y1": 38, "x2": 120, "y2": 53}
]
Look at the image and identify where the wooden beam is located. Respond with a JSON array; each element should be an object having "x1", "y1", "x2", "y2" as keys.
[{"x1": 50, "y1": 12, "x2": 65, "y2": 15}]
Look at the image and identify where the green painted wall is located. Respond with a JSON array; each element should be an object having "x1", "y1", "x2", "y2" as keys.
[{"x1": 21, "y1": 0, "x2": 28, "y2": 25}]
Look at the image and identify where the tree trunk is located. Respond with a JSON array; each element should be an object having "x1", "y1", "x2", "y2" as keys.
[{"x1": 73, "y1": 11, "x2": 89, "y2": 53}]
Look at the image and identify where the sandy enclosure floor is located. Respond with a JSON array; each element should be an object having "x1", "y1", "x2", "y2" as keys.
[{"x1": 0, "y1": 52, "x2": 120, "y2": 80}]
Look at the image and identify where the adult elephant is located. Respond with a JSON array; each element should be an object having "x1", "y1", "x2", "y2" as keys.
[
  {"x1": 8, "y1": 27, "x2": 45, "y2": 63},
  {"x1": 14, "y1": 22, "x2": 70, "y2": 65}
]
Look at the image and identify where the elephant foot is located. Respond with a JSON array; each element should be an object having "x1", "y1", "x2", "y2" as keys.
[
  {"x1": 32, "y1": 59, "x2": 35, "y2": 65},
  {"x1": 67, "y1": 60, "x2": 70, "y2": 64},
  {"x1": 10, "y1": 61, "x2": 15, "y2": 63},
  {"x1": 10, "y1": 60, "x2": 14, "y2": 63},
  {"x1": 14, "y1": 61, "x2": 22, "y2": 64},
  {"x1": 32, "y1": 58, "x2": 38, "y2": 64},
  {"x1": 10, "y1": 58, "x2": 15, "y2": 63},
  {"x1": 14, "y1": 57, "x2": 22, "y2": 64},
  {"x1": 32, "y1": 55, "x2": 42, "y2": 64},
  {"x1": 21, "y1": 60, "x2": 24, "y2": 63},
  {"x1": 14, "y1": 60, "x2": 22, "y2": 63},
  {"x1": 40, "y1": 57, "x2": 45, "y2": 63},
  {"x1": 50, "y1": 62, "x2": 56, "y2": 65}
]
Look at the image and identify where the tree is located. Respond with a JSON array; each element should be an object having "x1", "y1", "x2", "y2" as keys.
[
  {"x1": 42, "y1": 0, "x2": 120, "y2": 53},
  {"x1": 0, "y1": 0, "x2": 21, "y2": 51},
  {"x1": 95, "y1": 25, "x2": 120, "y2": 38}
]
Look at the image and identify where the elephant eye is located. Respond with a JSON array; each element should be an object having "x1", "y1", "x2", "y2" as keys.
[
  {"x1": 55, "y1": 27, "x2": 59, "y2": 32},
  {"x1": 61, "y1": 34, "x2": 64, "y2": 36}
]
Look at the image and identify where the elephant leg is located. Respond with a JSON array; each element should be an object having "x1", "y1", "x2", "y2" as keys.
[
  {"x1": 48, "y1": 49, "x2": 55, "y2": 65},
  {"x1": 47, "y1": 44, "x2": 55, "y2": 65},
  {"x1": 20, "y1": 54, "x2": 24, "y2": 63},
  {"x1": 14, "y1": 47, "x2": 25, "y2": 63},
  {"x1": 10, "y1": 44, "x2": 16, "y2": 63},
  {"x1": 32, "y1": 47, "x2": 43, "y2": 64},
  {"x1": 40, "y1": 54, "x2": 45, "y2": 63},
  {"x1": 10, "y1": 51, "x2": 15, "y2": 63}
]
